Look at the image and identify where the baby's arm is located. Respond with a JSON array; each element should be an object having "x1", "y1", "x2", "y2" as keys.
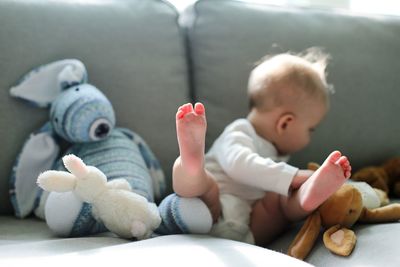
[{"x1": 214, "y1": 131, "x2": 298, "y2": 196}]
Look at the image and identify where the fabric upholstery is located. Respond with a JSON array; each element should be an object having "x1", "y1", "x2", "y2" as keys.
[
  {"x1": 184, "y1": 0, "x2": 400, "y2": 170},
  {"x1": 0, "y1": 0, "x2": 189, "y2": 213}
]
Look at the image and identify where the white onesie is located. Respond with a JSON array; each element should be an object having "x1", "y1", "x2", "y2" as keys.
[{"x1": 205, "y1": 119, "x2": 299, "y2": 243}]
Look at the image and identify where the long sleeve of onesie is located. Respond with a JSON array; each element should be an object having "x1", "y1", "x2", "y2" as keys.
[{"x1": 208, "y1": 119, "x2": 298, "y2": 196}]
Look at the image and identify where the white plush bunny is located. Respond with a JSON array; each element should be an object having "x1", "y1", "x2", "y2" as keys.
[{"x1": 37, "y1": 154, "x2": 161, "y2": 240}]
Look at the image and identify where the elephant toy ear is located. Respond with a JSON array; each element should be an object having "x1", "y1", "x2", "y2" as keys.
[
  {"x1": 9, "y1": 123, "x2": 60, "y2": 218},
  {"x1": 9, "y1": 59, "x2": 87, "y2": 107}
]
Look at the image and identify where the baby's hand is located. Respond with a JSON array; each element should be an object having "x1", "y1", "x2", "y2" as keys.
[{"x1": 291, "y1": 169, "x2": 314, "y2": 190}]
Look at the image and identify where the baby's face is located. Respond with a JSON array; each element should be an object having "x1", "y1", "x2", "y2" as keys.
[{"x1": 277, "y1": 99, "x2": 327, "y2": 155}]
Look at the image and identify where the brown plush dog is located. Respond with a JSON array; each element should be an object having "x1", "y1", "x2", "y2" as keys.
[
  {"x1": 352, "y1": 157, "x2": 400, "y2": 197},
  {"x1": 287, "y1": 163, "x2": 400, "y2": 260}
]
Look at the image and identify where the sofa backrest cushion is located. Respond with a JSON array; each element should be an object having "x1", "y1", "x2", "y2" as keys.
[
  {"x1": 0, "y1": 0, "x2": 188, "y2": 214},
  {"x1": 184, "y1": 0, "x2": 400, "y2": 170}
]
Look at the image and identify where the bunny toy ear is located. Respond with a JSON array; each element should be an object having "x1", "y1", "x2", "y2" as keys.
[
  {"x1": 9, "y1": 59, "x2": 87, "y2": 107},
  {"x1": 62, "y1": 154, "x2": 89, "y2": 178}
]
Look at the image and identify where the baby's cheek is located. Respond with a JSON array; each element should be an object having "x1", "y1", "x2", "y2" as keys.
[{"x1": 299, "y1": 136, "x2": 310, "y2": 150}]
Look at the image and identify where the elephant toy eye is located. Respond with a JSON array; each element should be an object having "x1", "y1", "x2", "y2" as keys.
[
  {"x1": 54, "y1": 118, "x2": 58, "y2": 123},
  {"x1": 75, "y1": 87, "x2": 80, "y2": 91},
  {"x1": 89, "y1": 118, "x2": 112, "y2": 141}
]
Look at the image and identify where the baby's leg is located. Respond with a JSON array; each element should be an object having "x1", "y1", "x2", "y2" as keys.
[
  {"x1": 250, "y1": 192, "x2": 291, "y2": 246},
  {"x1": 250, "y1": 151, "x2": 351, "y2": 245},
  {"x1": 173, "y1": 103, "x2": 220, "y2": 221}
]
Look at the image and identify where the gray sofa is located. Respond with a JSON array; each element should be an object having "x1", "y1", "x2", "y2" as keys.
[{"x1": 1, "y1": 0, "x2": 400, "y2": 266}]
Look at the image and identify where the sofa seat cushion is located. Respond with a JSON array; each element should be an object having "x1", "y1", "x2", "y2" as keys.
[
  {"x1": 0, "y1": 216, "x2": 128, "y2": 257},
  {"x1": 268, "y1": 221, "x2": 400, "y2": 266},
  {"x1": 0, "y1": 217, "x2": 311, "y2": 267}
]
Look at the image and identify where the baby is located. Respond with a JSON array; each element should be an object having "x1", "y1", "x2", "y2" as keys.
[{"x1": 172, "y1": 49, "x2": 351, "y2": 246}]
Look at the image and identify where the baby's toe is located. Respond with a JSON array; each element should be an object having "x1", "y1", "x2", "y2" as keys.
[
  {"x1": 327, "y1": 151, "x2": 342, "y2": 163},
  {"x1": 180, "y1": 103, "x2": 193, "y2": 113},
  {"x1": 194, "y1": 102, "x2": 205, "y2": 115},
  {"x1": 337, "y1": 156, "x2": 349, "y2": 166}
]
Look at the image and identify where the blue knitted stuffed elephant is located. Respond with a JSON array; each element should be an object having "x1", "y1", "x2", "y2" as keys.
[
  {"x1": 9, "y1": 59, "x2": 215, "y2": 240},
  {"x1": 9, "y1": 59, "x2": 167, "y2": 238}
]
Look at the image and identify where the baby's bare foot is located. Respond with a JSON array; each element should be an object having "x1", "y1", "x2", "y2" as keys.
[
  {"x1": 298, "y1": 151, "x2": 352, "y2": 211},
  {"x1": 176, "y1": 103, "x2": 206, "y2": 177}
]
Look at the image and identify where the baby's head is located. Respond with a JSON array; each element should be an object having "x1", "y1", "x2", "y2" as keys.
[{"x1": 247, "y1": 48, "x2": 333, "y2": 155}]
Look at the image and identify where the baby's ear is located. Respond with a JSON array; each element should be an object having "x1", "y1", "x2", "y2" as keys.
[
  {"x1": 9, "y1": 59, "x2": 87, "y2": 107},
  {"x1": 276, "y1": 113, "x2": 295, "y2": 134}
]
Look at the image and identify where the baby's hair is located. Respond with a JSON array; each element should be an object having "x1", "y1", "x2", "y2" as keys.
[{"x1": 248, "y1": 47, "x2": 334, "y2": 111}]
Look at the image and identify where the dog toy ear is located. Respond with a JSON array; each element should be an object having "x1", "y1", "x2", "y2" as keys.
[
  {"x1": 10, "y1": 123, "x2": 60, "y2": 218},
  {"x1": 9, "y1": 59, "x2": 87, "y2": 107},
  {"x1": 288, "y1": 211, "x2": 322, "y2": 260},
  {"x1": 323, "y1": 225, "x2": 356, "y2": 256}
]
